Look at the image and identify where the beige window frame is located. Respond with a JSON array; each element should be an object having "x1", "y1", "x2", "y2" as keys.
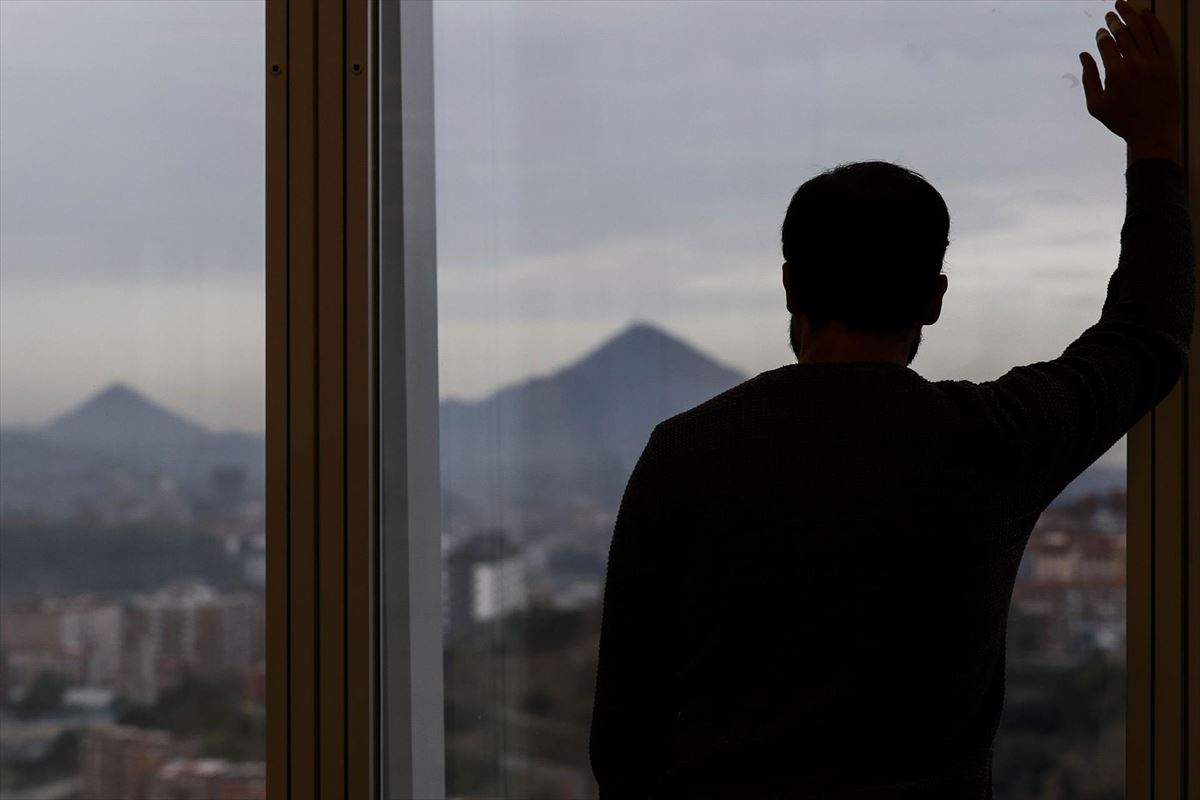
[{"x1": 263, "y1": 0, "x2": 1200, "y2": 797}]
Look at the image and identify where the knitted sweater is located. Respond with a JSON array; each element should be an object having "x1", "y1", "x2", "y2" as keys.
[{"x1": 589, "y1": 158, "x2": 1193, "y2": 799}]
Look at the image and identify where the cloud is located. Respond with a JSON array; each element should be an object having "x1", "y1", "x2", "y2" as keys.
[
  {"x1": 432, "y1": 0, "x2": 1117, "y2": 268},
  {"x1": 0, "y1": 0, "x2": 264, "y2": 285},
  {"x1": 1, "y1": 0, "x2": 1127, "y2": 447}
]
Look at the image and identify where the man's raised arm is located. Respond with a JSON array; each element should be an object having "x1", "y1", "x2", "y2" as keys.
[{"x1": 972, "y1": 1, "x2": 1193, "y2": 509}]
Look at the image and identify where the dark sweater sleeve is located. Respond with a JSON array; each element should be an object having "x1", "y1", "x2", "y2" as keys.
[
  {"x1": 589, "y1": 425, "x2": 674, "y2": 799},
  {"x1": 974, "y1": 158, "x2": 1193, "y2": 511}
]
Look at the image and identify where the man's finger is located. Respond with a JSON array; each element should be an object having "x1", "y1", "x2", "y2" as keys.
[
  {"x1": 1080, "y1": 52, "x2": 1104, "y2": 114},
  {"x1": 1105, "y1": 10, "x2": 1143, "y2": 63},
  {"x1": 1140, "y1": 8, "x2": 1172, "y2": 60},
  {"x1": 1113, "y1": 1, "x2": 1150, "y2": 57},
  {"x1": 1096, "y1": 28, "x2": 1122, "y2": 73}
]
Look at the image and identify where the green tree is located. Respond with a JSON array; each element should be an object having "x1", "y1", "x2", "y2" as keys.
[
  {"x1": 6, "y1": 731, "x2": 79, "y2": 789},
  {"x1": 118, "y1": 677, "x2": 265, "y2": 761},
  {"x1": 14, "y1": 670, "x2": 68, "y2": 720},
  {"x1": 0, "y1": 521, "x2": 247, "y2": 600}
]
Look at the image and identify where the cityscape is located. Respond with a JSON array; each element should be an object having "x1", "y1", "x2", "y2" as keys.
[
  {"x1": 0, "y1": 1, "x2": 1140, "y2": 798},
  {"x1": 436, "y1": 324, "x2": 1129, "y2": 800},
  {"x1": 0, "y1": 323, "x2": 1128, "y2": 800},
  {"x1": 0, "y1": 384, "x2": 267, "y2": 799}
]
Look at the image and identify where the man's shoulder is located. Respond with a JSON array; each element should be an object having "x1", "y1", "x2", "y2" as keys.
[
  {"x1": 646, "y1": 366, "x2": 996, "y2": 457},
  {"x1": 654, "y1": 364, "x2": 977, "y2": 429},
  {"x1": 649, "y1": 366, "x2": 793, "y2": 451}
]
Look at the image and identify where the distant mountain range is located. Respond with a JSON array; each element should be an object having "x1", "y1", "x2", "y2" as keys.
[
  {"x1": 0, "y1": 384, "x2": 263, "y2": 520},
  {"x1": 0, "y1": 322, "x2": 1123, "y2": 523},
  {"x1": 438, "y1": 323, "x2": 1124, "y2": 525},
  {"x1": 439, "y1": 323, "x2": 746, "y2": 523}
]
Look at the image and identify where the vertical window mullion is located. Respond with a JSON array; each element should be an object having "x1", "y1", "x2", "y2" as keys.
[{"x1": 378, "y1": 0, "x2": 445, "y2": 797}]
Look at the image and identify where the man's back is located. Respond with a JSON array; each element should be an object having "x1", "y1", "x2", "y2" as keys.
[
  {"x1": 589, "y1": 156, "x2": 1192, "y2": 799},
  {"x1": 616, "y1": 363, "x2": 1039, "y2": 797}
]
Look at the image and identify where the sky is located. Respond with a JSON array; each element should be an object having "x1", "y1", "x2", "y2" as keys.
[
  {"x1": 0, "y1": 0, "x2": 1129, "y2": 464},
  {"x1": 0, "y1": 0, "x2": 264, "y2": 432}
]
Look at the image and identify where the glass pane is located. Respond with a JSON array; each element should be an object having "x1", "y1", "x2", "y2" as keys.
[
  {"x1": 431, "y1": 1, "x2": 1126, "y2": 797},
  {"x1": 0, "y1": 2, "x2": 266, "y2": 799}
]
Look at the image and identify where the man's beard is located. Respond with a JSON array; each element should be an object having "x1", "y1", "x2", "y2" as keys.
[{"x1": 788, "y1": 314, "x2": 922, "y2": 365}]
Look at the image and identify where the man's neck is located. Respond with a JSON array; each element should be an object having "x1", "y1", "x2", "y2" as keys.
[{"x1": 792, "y1": 316, "x2": 918, "y2": 366}]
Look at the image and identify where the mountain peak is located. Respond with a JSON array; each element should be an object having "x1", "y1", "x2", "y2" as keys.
[
  {"x1": 582, "y1": 321, "x2": 699, "y2": 363},
  {"x1": 439, "y1": 322, "x2": 747, "y2": 517},
  {"x1": 571, "y1": 321, "x2": 740, "y2": 382},
  {"x1": 43, "y1": 383, "x2": 209, "y2": 449},
  {"x1": 91, "y1": 382, "x2": 146, "y2": 405},
  {"x1": 58, "y1": 381, "x2": 182, "y2": 419},
  {"x1": 604, "y1": 321, "x2": 681, "y2": 348}
]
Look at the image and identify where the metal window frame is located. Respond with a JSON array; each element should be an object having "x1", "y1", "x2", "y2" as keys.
[
  {"x1": 377, "y1": 1, "x2": 444, "y2": 798},
  {"x1": 265, "y1": 0, "x2": 375, "y2": 798},
  {"x1": 264, "y1": 0, "x2": 1200, "y2": 797},
  {"x1": 1126, "y1": 2, "x2": 1197, "y2": 797}
]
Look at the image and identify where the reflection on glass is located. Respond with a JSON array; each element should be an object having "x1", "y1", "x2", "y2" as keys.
[
  {"x1": 0, "y1": 2, "x2": 266, "y2": 798},
  {"x1": 434, "y1": 2, "x2": 1124, "y2": 799}
]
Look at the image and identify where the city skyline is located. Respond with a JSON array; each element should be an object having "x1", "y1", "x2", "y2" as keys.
[{"x1": 0, "y1": 3, "x2": 1139, "y2": 797}]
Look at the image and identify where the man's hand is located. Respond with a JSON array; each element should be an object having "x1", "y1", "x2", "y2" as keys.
[{"x1": 1080, "y1": 0, "x2": 1182, "y2": 165}]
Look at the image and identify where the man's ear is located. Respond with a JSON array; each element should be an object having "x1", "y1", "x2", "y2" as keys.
[
  {"x1": 782, "y1": 263, "x2": 796, "y2": 314},
  {"x1": 921, "y1": 273, "x2": 948, "y2": 325}
]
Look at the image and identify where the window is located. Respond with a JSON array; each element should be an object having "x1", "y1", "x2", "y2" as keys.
[
  {"x1": 418, "y1": 2, "x2": 1131, "y2": 798},
  {"x1": 11, "y1": 1, "x2": 1195, "y2": 799},
  {"x1": 0, "y1": 3, "x2": 266, "y2": 798},
  {"x1": 276, "y1": 0, "x2": 1197, "y2": 797}
]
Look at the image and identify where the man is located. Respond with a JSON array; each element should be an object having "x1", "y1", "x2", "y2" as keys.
[{"x1": 589, "y1": 2, "x2": 1191, "y2": 798}]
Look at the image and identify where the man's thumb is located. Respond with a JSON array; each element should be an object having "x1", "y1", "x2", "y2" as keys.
[{"x1": 1079, "y1": 52, "x2": 1103, "y2": 116}]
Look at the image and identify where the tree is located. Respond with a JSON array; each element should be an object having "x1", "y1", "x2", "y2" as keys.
[{"x1": 14, "y1": 671, "x2": 68, "y2": 720}]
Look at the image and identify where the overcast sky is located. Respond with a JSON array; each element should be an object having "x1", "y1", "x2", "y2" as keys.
[{"x1": 0, "y1": 0, "x2": 1128, "y2": 463}]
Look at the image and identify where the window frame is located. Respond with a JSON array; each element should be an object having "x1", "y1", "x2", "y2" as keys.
[
  {"x1": 377, "y1": 1, "x2": 444, "y2": 797},
  {"x1": 265, "y1": 0, "x2": 374, "y2": 798},
  {"x1": 1126, "y1": 2, "x2": 1197, "y2": 796},
  {"x1": 264, "y1": 0, "x2": 1199, "y2": 797}
]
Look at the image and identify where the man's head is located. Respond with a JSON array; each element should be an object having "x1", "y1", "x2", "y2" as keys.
[{"x1": 780, "y1": 160, "x2": 950, "y2": 365}]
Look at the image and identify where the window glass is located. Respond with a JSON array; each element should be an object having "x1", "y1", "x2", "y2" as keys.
[
  {"x1": 0, "y1": 3, "x2": 266, "y2": 798},
  {"x1": 432, "y1": 2, "x2": 1125, "y2": 798}
]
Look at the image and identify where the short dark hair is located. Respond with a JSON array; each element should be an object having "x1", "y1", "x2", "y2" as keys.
[{"x1": 781, "y1": 160, "x2": 950, "y2": 333}]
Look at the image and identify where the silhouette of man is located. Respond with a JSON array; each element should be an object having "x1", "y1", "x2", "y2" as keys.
[{"x1": 589, "y1": 2, "x2": 1192, "y2": 798}]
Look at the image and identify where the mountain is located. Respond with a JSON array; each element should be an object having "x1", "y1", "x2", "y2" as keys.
[
  {"x1": 40, "y1": 382, "x2": 263, "y2": 488},
  {"x1": 439, "y1": 323, "x2": 746, "y2": 524},
  {"x1": 1, "y1": 384, "x2": 263, "y2": 521},
  {"x1": 42, "y1": 382, "x2": 208, "y2": 454},
  {"x1": 1, "y1": 328, "x2": 1129, "y2": 527},
  {"x1": 438, "y1": 322, "x2": 1131, "y2": 531}
]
